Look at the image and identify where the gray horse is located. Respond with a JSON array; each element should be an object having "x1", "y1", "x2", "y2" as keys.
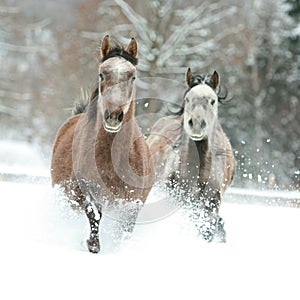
[{"x1": 147, "y1": 68, "x2": 236, "y2": 242}]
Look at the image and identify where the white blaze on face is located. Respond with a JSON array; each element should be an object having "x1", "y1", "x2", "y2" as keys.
[
  {"x1": 113, "y1": 61, "x2": 135, "y2": 114},
  {"x1": 183, "y1": 84, "x2": 218, "y2": 141},
  {"x1": 98, "y1": 58, "x2": 136, "y2": 117}
]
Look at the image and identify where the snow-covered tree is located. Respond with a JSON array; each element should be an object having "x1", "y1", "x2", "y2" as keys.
[
  {"x1": 0, "y1": 2, "x2": 57, "y2": 142},
  {"x1": 1, "y1": 0, "x2": 299, "y2": 189},
  {"x1": 83, "y1": 0, "x2": 238, "y2": 78},
  {"x1": 218, "y1": 0, "x2": 299, "y2": 188},
  {"x1": 80, "y1": 0, "x2": 239, "y2": 122},
  {"x1": 72, "y1": 0, "x2": 300, "y2": 188}
]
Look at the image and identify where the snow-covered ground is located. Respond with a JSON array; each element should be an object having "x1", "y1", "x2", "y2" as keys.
[
  {"x1": 0, "y1": 140, "x2": 49, "y2": 178},
  {"x1": 1, "y1": 179, "x2": 300, "y2": 300},
  {"x1": 1, "y1": 140, "x2": 300, "y2": 299}
]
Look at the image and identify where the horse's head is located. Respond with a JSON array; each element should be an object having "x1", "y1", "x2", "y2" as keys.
[
  {"x1": 98, "y1": 35, "x2": 138, "y2": 133},
  {"x1": 183, "y1": 68, "x2": 220, "y2": 141}
]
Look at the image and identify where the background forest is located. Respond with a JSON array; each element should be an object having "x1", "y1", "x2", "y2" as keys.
[{"x1": 0, "y1": 0, "x2": 299, "y2": 190}]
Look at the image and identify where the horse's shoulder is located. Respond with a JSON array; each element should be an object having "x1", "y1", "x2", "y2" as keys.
[
  {"x1": 58, "y1": 114, "x2": 82, "y2": 133},
  {"x1": 214, "y1": 121, "x2": 229, "y2": 142},
  {"x1": 147, "y1": 115, "x2": 182, "y2": 172},
  {"x1": 149, "y1": 115, "x2": 182, "y2": 139},
  {"x1": 154, "y1": 114, "x2": 181, "y2": 127},
  {"x1": 52, "y1": 114, "x2": 82, "y2": 151},
  {"x1": 212, "y1": 121, "x2": 236, "y2": 175}
]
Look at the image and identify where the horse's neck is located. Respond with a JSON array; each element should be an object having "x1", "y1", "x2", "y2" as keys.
[
  {"x1": 95, "y1": 101, "x2": 138, "y2": 162},
  {"x1": 95, "y1": 99, "x2": 136, "y2": 137},
  {"x1": 181, "y1": 132, "x2": 213, "y2": 185},
  {"x1": 195, "y1": 139, "x2": 212, "y2": 184}
]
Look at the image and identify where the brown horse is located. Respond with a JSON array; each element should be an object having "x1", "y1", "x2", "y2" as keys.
[
  {"x1": 51, "y1": 35, "x2": 154, "y2": 253},
  {"x1": 147, "y1": 68, "x2": 236, "y2": 242}
]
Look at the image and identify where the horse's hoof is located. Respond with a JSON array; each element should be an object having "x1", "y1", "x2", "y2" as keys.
[
  {"x1": 215, "y1": 217, "x2": 226, "y2": 243},
  {"x1": 86, "y1": 237, "x2": 100, "y2": 253},
  {"x1": 214, "y1": 231, "x2": 226, "y2": 243},
  {"x1": 201, "y1": 231, "x2": 214, "y2": 242}
]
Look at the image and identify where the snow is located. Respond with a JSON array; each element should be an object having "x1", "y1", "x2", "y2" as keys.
[
  {"x1": 1, "y1": 140, "x2": 300, "y2": 299},
  {"x1": 0, "y1": 140, "x2": 49, "y2": 177},
  {"x1": 1, "y1": 179, "x2": 300, "y2": 300}
]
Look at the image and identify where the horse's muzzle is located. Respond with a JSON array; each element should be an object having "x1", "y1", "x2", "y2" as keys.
[
  {"x1": 103, "y1": 109, "x2": 124, "y2": 133},
  {"x1": 185, "y1": 117, "x2": 207, "y2": 141}
]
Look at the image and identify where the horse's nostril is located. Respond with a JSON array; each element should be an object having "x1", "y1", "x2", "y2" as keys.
[
  {"x1": 200, "y1": 120, "x2": 206, "y2": 129},
  {"x1": 188, "y1": 118, "x2": 193, "y2": 128},
  {"x1": 117, "y1": 111, "x2": 124, "y2": 122},
  {"x1": 104, "y1": 109, "x2": 110, "y2": 121}
]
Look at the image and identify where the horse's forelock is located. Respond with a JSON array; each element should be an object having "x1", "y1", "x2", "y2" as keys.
[
  {"x1": 189, "y1": 74, "x2": 211, "y2": 89},
  {"x1": 101, "y1": 44, "x2": 138, "y2": 66},
  {"x1": 187, "y1": 74, "x2": 229, "y2": 104}
]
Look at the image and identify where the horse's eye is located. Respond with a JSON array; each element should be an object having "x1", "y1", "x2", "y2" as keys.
[
  {"x1": 211, "y1": 99, "x2": 215, "y2": 105},
  {"x1": 185, "y1": 97, "x2": 190, "y2": 103},
  {"x1": 99, "y1": 73, "x2": 104, "y2": 81},
  {"x1": 131, "y1": 76, "x2": 136, "y2": 83}
]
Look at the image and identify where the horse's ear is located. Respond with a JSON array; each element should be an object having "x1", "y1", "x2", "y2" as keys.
[
  {"x1": 210, "y1": 71, "x2": 220, "y2": 90},
  {"x1": 101, "y1": 35, "x2": 111, "y2": 58},
  {"x1": 186, "y1": 68, "x2": 193, "y2": 86},
  {"x1": 127, "y1": 37, "x2": 138, "y2": 58}
]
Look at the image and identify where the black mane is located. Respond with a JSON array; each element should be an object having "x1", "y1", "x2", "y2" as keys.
[
  {"x1": 102, "y1": 46, "x2": 138, "y2": 65},
  {"x1": 186, "y1": 73, "x2": 229, "y2": 104},
  {"x1": 186, "y1": 74, "x2": 228, "y2": 102},
  {"x1": 72, "y1": 86, "x2": 98, "y2": 116},
  {"x1": 188, "y1": 74, "x2": 213, "y2": 89},
  {"x1": 169, "y1": 73, "x2": 230, "y2": 117}
]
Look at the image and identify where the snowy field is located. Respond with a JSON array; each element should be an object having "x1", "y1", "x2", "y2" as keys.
[
  {"x1": 1, "y1": 180, "x2": 300, "y2": 300},
  {"x1": 1, "y1": 141, "x2": 300, "y2": 299}
]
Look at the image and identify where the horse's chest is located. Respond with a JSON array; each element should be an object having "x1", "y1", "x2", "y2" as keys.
[
  {"x1": 161, "y1": 149, "x2": 180, "y2": 180},
  {"x1": 99, "y1": 165, "x2": 122, "y2": 187}
]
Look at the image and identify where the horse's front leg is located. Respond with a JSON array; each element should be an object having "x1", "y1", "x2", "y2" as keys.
[
  {"x1": 196, "y1": 209, "x2": 226, "y2": 243},
  {"x1": 193, "y1": 190, "x2": 226, "y2": 242},
  {"x1": 118, "y1": 199, "x2": 143, "y2": 239},
  {"x1": 84, "y1": 198, "x2": 102, "y2": 253},
  {"x1": 214, "y1": 215, "x2": 226, "y2": 243}
]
